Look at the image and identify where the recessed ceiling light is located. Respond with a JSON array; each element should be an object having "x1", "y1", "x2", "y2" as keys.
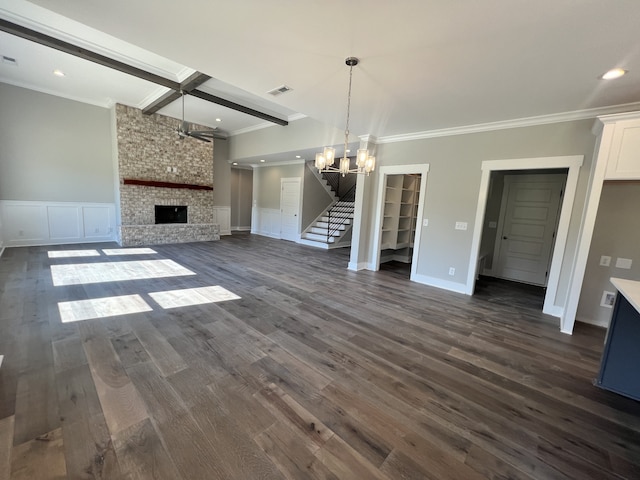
[
  {"x1": 295, "y1": 155, "x2": 301, "y2": 158},
  {"x1": 216, "y1": 118, "x2": 221, "y2": 122},
  {"x1": 53, "y1": 69, "x2": 66, "y2": 77},
  {"x1": 232, "y1": 162, "x2": 238, "y2": 166},
  {"x1": 260, "y1": 159, "x2": 266, "y2": 163},
  {"x1": 601, "y1": 68, "x2": 627, "y2": 80}
]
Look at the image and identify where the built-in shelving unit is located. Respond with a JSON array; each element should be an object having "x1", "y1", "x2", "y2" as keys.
[{"x1": 381, "y1": 174, "x2": 420, "y2": 263}]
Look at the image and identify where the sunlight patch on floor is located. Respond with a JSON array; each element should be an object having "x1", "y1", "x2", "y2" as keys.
[
  {"x1": 149, "y1": 286, "x2": 241, "y2": 309},
  {"x1": 48, "y1": 250, "x2": 100, "y2": 258},
  {"x1": 58, "y1": 294, "x2": 152, "y2": 323},
  {"x1": 102, "y1": 248, "x2": 157, "y2": 256},
  {"x1": 50, "y1": 259, "x2": 196, "y2": 286}
]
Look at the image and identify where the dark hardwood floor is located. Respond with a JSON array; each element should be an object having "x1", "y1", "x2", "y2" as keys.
[{"x1": 1, "y1": 233, "x2": 639, "y2": 479}]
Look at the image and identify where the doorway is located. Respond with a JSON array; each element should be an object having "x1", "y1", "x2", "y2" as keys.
[
  {"x1": 280, "y1": 177, "x2": 301, "y2": 242},
  {"x1": 371, "y1": 163, "x2": 430, "y2": 279},
  {"x1": 478, "y1": 170, "x2": 567, "y2": 308},
  {"x1": 467, "y1": 155, "x2": 584, "y2": 320}
]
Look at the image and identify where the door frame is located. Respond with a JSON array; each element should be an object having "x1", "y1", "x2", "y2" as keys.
[
  {"x1": 491, "y1": 173, "x2": 566, "y2": 286},
  {"x1": 466, "y1": 155, "x2": 583, "y2": 320},
  {"x1": 370, "y1": 163, "x2": 430, "y2": 280},
  {"x1": 280, "y1": 177, "x2": 302, "y2": 241}
]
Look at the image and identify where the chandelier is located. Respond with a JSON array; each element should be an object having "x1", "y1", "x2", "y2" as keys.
[{"x1": 315, "y1": 57, "x2": 376, "y2": 176}]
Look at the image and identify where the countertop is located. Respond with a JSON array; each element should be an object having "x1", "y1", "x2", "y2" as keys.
[{"x1": 611, "y1": 278, "x2": 640, "y2": 313}]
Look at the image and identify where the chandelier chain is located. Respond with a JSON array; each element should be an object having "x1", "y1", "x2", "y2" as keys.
[{"x1": 344, "y1": 63, "x2": 354, "y2": 158}]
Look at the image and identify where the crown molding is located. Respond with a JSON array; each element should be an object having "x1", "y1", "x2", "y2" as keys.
[
  {"x1": 0, "y1": 4, "x2": 186, "y2": 81},
  {"x1": 250, "y1": 159, "x2": 305, "y2": 168},
  {"x1": 135, "y1": 85, "x2": 171, "y2": 110},
  {"x1": 0, "y1": 78, "x2": 112, "y2": 108},
  {"x1": 377, "y1": 101, "x2": 640, "y2": 144}
]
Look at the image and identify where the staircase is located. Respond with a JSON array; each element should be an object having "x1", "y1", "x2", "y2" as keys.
[{"x1": 300, "y1": 201, "x2": 355, "y2": 249}]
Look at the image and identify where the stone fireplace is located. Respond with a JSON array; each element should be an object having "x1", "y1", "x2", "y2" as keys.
[{"x1": 115, "y1": 104, "x2": 220, "y2": 246}]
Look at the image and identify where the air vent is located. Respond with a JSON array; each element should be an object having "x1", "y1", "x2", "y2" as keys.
[
  {"x1": 267, "y1": 85, "x2": 293, "y2": 96},
  {"x1": 1, "y1": 55, "x2": 18, "y2": 66}
]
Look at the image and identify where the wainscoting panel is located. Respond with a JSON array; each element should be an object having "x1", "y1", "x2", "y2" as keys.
[
  {"x1": 212, "y1": 206, "x2": 231, "y2": 236},
  {"x1": 48, "y1": 205, "x2": 81, "y2": 240},
  {"x1": 0, "y1": 200, "x2": 116, "y2": 247},
  {"x1": 251, "y1": 207, "x2": 281, "y2": 239},
  {"x1": 83, "y1": 206, "x2": 113, "y2": 239}
]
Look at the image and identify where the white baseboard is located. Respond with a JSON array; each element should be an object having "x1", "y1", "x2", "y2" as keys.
[
  {"x1": 542, "y1": 304, "x2": 563, "y2": 318},
  {"x1": 348, "y1": 261, "x2": 374, "y2": 271},
  {"x1": 253, "y1": 231, "x2": 281, "y2": 240},
  {"x1": 298, "y1": 238, "x2": 330, "y2": 249},
  {"x1": 231, "y1": 226, "x2": 251, "y2": 232},
  {"x1": 411, "y1": 273, "x2": 468, "y2": 294}
]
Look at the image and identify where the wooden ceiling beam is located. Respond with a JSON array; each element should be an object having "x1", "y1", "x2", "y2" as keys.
[
  {"x1": 0, "y1": 19, "x2": 288, "y2": 126},
  {"x1": 189, "y1": 89, "x2": 288, "y2": 126},
  {"x1": 142, "y1": 72, "x2": 211, "y2": 115},
  {"x1": 0, "y1": 18, "x2": 180, "y2": 90}
]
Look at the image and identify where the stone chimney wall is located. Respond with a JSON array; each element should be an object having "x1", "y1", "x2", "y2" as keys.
[{"x1": 115, "y1": 104, "x2": 219, "y2": 245}]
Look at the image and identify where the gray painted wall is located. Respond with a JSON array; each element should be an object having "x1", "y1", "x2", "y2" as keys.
[
  {"x1": 253, "y1": 163, "x2": 304, "y2": 209},
  {"x1": 577, "y1": 182, "x2": 640, "y2": 326},
  {"x1": 213, "y1": 139, "x2": 231, "y2": 207},
  {"x1": 366, "y1": 120, "x2": 596, "y2": 307},
  {"x1": 230, "y1": 168, "x2": 253, "y2": 229},
  {"x1": 302, "y1": 163, "x2": 334, "y2": 230},
  {"x1": 0, "y1": 83, "x2": 114, "y2": 202}
]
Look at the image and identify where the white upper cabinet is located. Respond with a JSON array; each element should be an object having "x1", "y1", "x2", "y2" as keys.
[{"x1": 603, "y1": 116, "x2": 640, "y2": 180}]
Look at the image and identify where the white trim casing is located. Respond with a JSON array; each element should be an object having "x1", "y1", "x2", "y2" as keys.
[
  {"x1": 466, "y1": 155, "x2": 584, "y2": 325},
  {"x1": 370, "y1": 164, "x2": 430, "y2": 273}
]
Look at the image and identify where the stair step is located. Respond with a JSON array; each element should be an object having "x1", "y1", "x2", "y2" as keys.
[
  {"x1": 310, "y1": 227, "x2": 342, "y2": 236},
  {"x1": 303, "y1": 232, "x2": 336, "y2": 243},
  {"x1": 315, "y1": 222, "x2": 346, "y2": 230},
  {"x1": 321, "y1": 216, "x2": 352, "y2": 223}
]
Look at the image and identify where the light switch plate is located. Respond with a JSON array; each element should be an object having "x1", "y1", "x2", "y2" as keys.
[
  {"x1": 455, "y1": 221, "x2": 467, "y2": 231},
  {"x1": 615, "y1": 257, "x2": 633, "y2": 269},
  {"x1": 488, "y1": 221, "x2": 497, "y2": 228},
  {"x1": 423, "y1": 219, "x2": 429, "y2": 227},
  {"x1": 600, "y1": 255, "x2": 611, "y2": 267}
]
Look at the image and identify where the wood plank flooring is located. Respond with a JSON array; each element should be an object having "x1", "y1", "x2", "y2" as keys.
[{"x1": 1, "y1": 234, "x2": 639, "y2": 479}]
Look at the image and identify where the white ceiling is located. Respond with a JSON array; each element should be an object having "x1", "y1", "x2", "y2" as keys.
[{"x1": 2, "y1": 0, "x2": 640, "y2": 149}]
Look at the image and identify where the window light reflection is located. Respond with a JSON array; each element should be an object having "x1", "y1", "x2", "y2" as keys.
[
  {"x1": 48, "y1": 250, "x2": 100, "y2": 258},
  {"x1": 103, "y1": 248, "x2": 157, "y2": 256},
  {"x1": 58, "y1": 294, "x2": 152, "y2": 323},
  {"x1": 50, "y1": 259, "x2": 196, "y2": 286},
  {"x1": 149, "y1": 286, "x2": 241, "y2": 309}
]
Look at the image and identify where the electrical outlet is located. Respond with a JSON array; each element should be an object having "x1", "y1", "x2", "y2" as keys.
[
  {"x1": 423, "y1": 219, "x2": 429, "y2": 227},
  {"x1": 455, "y1": 222, "x2": 467, "y2": 231},
  {"x1": 449, "y1": 267, "x2": 455, "y2": 276},
  {"x1": 600, "y1": 255, "x2": 611, "y2": 267},
  {"x1": 488, "y1": 221, "x2": 497, "y2": 228},
  {"x1": 166, "y1": 166, "x2": 171, "y2": 173},
  {"x1": 615, "y1": 257, "x2": 633, "y2": 269}
]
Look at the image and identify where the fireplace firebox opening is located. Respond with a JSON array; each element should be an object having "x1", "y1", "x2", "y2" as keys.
[{"x1": 155, "y1": 205, "x2": 187, "y2": 224}]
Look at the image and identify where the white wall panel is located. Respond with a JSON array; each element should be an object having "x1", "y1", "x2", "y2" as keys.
[
  {"x1": 1, "y1": 201, "x2": 116, "y2": 246},
  {"x1": 48, "y1": 206, "x2": 81, "y2": 240}
]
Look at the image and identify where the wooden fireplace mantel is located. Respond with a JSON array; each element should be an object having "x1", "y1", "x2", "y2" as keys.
[{"x1": 123, "y1": 179, "x2": 213, "y2": 191}]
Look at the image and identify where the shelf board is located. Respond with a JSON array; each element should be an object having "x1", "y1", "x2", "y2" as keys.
[{"x1": 123, "y1": 179, "x2": 213, "y2": 191}]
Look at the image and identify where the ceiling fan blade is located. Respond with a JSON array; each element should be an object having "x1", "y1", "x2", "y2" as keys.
[
  {"x1": 188, "y1": 130, "x2": 227, "y2": 140},
  {"x1": 185, "y1": 132, "x2": 212, "y2": 143}
]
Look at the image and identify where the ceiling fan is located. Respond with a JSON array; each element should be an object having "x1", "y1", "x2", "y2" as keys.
[{"x1": 177, "y1": 91, "x2": 226, "y2": 142}]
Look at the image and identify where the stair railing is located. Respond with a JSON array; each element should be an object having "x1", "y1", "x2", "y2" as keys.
[{"x1": 325, "y1": 183, "x2": 357, "y2": 243}]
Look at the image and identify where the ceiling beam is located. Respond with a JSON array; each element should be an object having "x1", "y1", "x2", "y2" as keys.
[
  {"x1": 0, "y1": 19, "x2": 289, "y2": 126},
  {"x1": 0, "y1": 18, "x2": 180, "y2": 90},
  {"x1": 189, "y1": 89, "x2": 288, "y2": 126},
  {"x1": 142, "y1": 72, "x2": 211, "y2": 115}
]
